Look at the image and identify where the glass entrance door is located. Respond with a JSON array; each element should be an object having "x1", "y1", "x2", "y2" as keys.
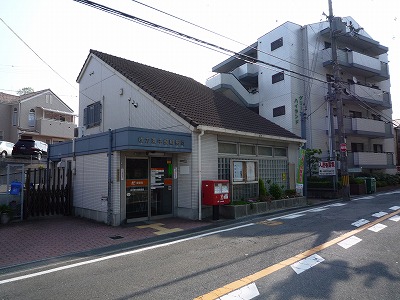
[
  {"x1": 150, "y1": 157, "x2": 173, "y2": 216},
  {"x1": 126, "y1": 158, "x2": 148, "y2": 219},
  {"x1": 126, "y1": 157, "x2": 173, "y2": 220}
]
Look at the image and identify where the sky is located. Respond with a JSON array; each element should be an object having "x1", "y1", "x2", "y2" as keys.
[{"x1": 1, "y1": 0, "x2": 399, "y2": 121}]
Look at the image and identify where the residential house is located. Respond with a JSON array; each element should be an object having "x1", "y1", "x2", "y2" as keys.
[
  {"x1": 207, "y1": 17, "x2": 396, "y2": 174},
  {"x1": 49, "y1": 50, "x2": 304, "y2": 226},
  {"x1": 0, "y1": 89, "x2": 77, "y2": 144}
]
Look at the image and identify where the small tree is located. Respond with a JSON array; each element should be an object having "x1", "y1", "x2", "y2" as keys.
[
  {"x1": 17, "y1": 87, "x2": 34, "y2": 95},
  {"x1": 305, "y1": 148, "x2": 322, "y2": 177}
]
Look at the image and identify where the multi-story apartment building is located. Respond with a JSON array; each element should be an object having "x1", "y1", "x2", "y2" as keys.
[{"x1": 207, "y1": 17, "x2": 396, "y2": 174}]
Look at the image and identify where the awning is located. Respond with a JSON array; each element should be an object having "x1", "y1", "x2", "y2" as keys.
[{"x1": 37, "y1": 107, "x2": 78, "y2": 116}]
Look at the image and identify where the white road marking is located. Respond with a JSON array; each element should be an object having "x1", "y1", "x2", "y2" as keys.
[
  {"x1": 328, "y1": 203, "x2": 347, "y2": 207},
  {"x1": 218, "y1": 283, "x2": 260, "y2": 300},
  {"x1": 353, "y1": 196, "x2": 374, "y2": 201},
  {"x1": 389, "y1": 215, "x2": 400, "y2": 222},
  {"x1": 368, "y1": 223, "x2": 387, "y2": 232},
  {"x1": 308, "y1": 207, "x2": 329, "y2": 212},
  {"x1": 352, "y1": 219, "x2": 370, "y2": 227},
  {"x1": 279, "y1": 214, "x2": 305, "y2": 219},
  {"x1": 389, "y1": 206, "x2": 400, "y2": 210},
  {"x1": 0, "y1": 223, "x2": 255, "y2": 285},
  {"x1": 337, "y1": 236, "x2": 362, "y2": 249},
  {"x1": 291, "y1": 254, "x2": 325, "y2": 274},
  {"x1": 372, "y1": 212, "x2": 388, "y2": 218}
]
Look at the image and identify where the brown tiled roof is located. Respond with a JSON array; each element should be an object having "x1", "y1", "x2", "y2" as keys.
[
  {"x1": 0, "y1": 92, "x2": 18, "y2": 104},
  {"x1": 89, "y1": 50, "x2": 301, "y2": 140}
]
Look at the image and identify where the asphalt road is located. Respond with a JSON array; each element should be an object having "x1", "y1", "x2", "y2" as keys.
[{"x1": 1, "y1": 191, "x2": 399, "y2": 300}]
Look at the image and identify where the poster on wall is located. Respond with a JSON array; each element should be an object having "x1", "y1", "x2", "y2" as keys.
[
  {"x1": 233, "y1": 161, "x2": 243, "y2": 182},
  {"x1": 232, "y1": 160, "x2": 258, "y2": 183}
]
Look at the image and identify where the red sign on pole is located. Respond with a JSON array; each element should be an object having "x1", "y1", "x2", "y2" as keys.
[{"x1": 340, "y1": 143, "x2": 347, "y2": 152}]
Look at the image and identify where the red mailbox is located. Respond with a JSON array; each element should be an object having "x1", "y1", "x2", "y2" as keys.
[{"x1": 202, "y1": 180, "x2": 230, "y2": 206}]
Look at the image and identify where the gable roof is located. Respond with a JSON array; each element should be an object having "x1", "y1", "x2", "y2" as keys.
[{"x1": 86, "y1": 50, "x2": 302, "y2": 141}]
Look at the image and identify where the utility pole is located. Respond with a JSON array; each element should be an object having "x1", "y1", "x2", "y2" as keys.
[{"x1": 328, "y1": 0, "x2": 350, "y2": 200}]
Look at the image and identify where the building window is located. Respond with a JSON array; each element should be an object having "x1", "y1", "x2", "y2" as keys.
[
  {"x1": 273, "y1": 105, "x2": 286, "y2": 117},
  {"x1": 218, "y1": 142, "x2": 237, "y2": 154},
  {"x1": 12, "y1": 108, "x2": 18, "y2": 126},
  {"x1": 240, "y1": 144, "x2": 256, "y2": 155},
  {"x1": 83, "y1": 101, "x2": 102, "y2": 128},
  {"x1": 271, "y1": 37, "x2": 283, "y2": 51},
  {"x1": 371, "y1": 114, "x2": 381, "y2": 121},
  {"x1": 60, "y1": 115, "x2": 66, "y2": 122},
  {"x1": 28, "y1": 109, "x2": 36, "y2": 127},
  {"x1": 274, "y1": 147, "x2": 287, "y2": 157},
  {"x1": 351, "y1": 143, "x2": 364, "y2": 152},
  {"x1": 349, "y1": 110, "x2": 362, "y2": 118},
  {"x1": 373, "y1": 144, "x2": 383, "y2": 153},
  {"x1": 258, "y1": 146, "x2": 273, "y2": 156},
  {"x1": 324, "y1": 41, "x2": 331, "y2": 49},
  {"x1": 272, "y1": 72, "x2": 284, "y2": 84}
]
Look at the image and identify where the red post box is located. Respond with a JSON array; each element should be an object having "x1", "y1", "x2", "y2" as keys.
[{"x1": 202, "y1": 180, "x2": 230, "y2": 205}]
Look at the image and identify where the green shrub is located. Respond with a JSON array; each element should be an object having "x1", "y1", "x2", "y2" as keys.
[{"x1": 269, "y1": 183, "x2": 283, "y2": 199}]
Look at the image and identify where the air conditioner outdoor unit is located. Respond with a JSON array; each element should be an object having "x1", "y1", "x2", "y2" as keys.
[{"x1": 74, "y1": 126, "x2": 85, "y2": 138}]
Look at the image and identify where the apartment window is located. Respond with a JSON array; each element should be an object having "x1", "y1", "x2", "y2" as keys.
[
  {"x1": 83, "y1": 101, "x2": 102, "y2": 128},
  {"x1": 258, "y1": 146, "x2": 273, "y2": 156},
  {"x1": 373, "y1": 144, "x2": 383, "y2": 153},
  {"x1": 371, "y1": 114, "x2": 381, "y2": 121},
  {"x1": 240, "y1": 144, "x2": 256, "y2": 155},
  {"x1": 351, "y1": 143, "x2": 364, "y2": 152},
  {"x1": 273, "y1": 105, "x2": 285, "y2": 117},
  {"x1": 60, "y1": 115, "x2": 66, "y2": 122},
  {"x1": 271, "y1": 37, "x2": 283, "y2": 51},
  {"x1": 349, "y1": 110, "x2": 362, "y2": 118},
  {"x1": 28, "y1": 109, "x2": 35, "y2": 127},
  {"x1": 274, "y1": 147, "x2": 287, "y2": 157},
  {"x1": 272, "y1": 72, "x2": 284, "y2": 84},
  {"x1": 218, "y1": 142, "x2": 237, "y2": 154},
  {"x1": 12, "y1": 108, "x2": 18, "y2": 126},
  {"x1": 324, "y1": 41, "x2": 331, "y2": 49}
]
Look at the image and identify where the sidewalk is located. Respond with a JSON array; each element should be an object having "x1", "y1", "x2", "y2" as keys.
[{"x1": 0, "y1": 198, "x2": 334, "y2": 271}]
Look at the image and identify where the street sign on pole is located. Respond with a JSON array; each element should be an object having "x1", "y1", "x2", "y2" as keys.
[{"x1": 340, "y1": 143, "x2": 347, "y2": 152}]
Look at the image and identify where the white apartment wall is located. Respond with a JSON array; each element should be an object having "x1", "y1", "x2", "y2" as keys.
[
  {"x1": 79, "y1": 56, "x2": 190, "y2": 136},
  {"x1": 257, "y1": 22, "x2": 304, "y2": 137}
]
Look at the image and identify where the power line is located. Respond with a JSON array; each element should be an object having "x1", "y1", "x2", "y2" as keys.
[
  {"x1": 73, "y1": 0, "x2": 328, "y2": 85},
  {"x1": 0, "y1": 17, "x2": 77, "y2": 91},
  {"x1": 130, "y1": 0, "x2": 329, "y2": 80}
]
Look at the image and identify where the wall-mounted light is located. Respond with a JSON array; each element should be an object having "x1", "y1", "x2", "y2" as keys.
[
  {"x1": 128, "y1": 97, "x2": 138, "y2": 108},
  {"x1": 89, "y1": 71, "x2": 94, "y2": 76},
  {"x1": 119, "y1": 88, "x2": 123, "y2": 95}
]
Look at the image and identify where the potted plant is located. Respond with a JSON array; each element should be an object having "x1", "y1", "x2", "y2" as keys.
[{"x1": 0, "y1": 204, "x2": 13, "y2": 224}]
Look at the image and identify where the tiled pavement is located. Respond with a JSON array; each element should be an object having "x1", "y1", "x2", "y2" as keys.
[{"x1": 0, "y1": 216, "x2": 213, "y2": 270}]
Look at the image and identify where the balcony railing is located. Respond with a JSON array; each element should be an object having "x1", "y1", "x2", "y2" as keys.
[
  {"x1": 36, "y1": 118, "x2": 76, "y2": 139},
  {"x1": 347, "y1": 152, "x2": 394, "y2": 169},
  {"x1": 332, "y1": 117, "x2": 394, "y2": 138},
  {"x1": 344, "y1": 84, "x2": 391, "y2": 109},
  {"x1": 322, "y1": 49, "x2": 389, "y2": 81}
]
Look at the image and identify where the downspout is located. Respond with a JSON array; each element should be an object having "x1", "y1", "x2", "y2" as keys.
[
  {"x1": 198, "y1": 130, "x2": 205, "y2": 220},
  {"x1": 107, "y1": 128, "x2": 112, "y2": 225}
]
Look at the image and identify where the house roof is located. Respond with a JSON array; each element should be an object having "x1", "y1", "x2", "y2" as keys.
[
  {"x1": 87, "y1": 49, "x2": 302, "y2": 141},
  {"x1": 0, "y1": 92, "x2": 18, "y2": 104},
  {"x1": 0, "y1": 89, "x2": 74, "y2": 112}
]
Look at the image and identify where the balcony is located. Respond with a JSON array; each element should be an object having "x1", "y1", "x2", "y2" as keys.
[
  {"x1": 36, "y1": 118, "x2": 76, "y2": 139},
  {"x1": 342, "y1": 117, "x2": 393, "y2": 138},
  {"x1": 320, "y1": 19, "x2": 388, "y2": 57},
  {"x1": 322, "y1": 48, "x2": 389, "y2": 82},
  {"x1": 330, "y1": 117, "x2": 393, "y2": 138},
  {"x1": 348, "y1": 152, "x2": 394, "y2": 169},
  {"x1": 343, "y1": 84, "x2": 391, "y2": 109}
]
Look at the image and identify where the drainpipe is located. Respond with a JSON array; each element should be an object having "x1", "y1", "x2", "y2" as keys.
[
  {"x1": 107, "y1": 128, "x2": 112, "y2": 225},
  {"x1": 198, "y1": 130, "x2": 205, "y2": 220}
]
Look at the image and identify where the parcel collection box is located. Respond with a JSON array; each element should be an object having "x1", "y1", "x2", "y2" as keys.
[{"x1": 202, "y1": 180, "x2": 230, "y2": 206}]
